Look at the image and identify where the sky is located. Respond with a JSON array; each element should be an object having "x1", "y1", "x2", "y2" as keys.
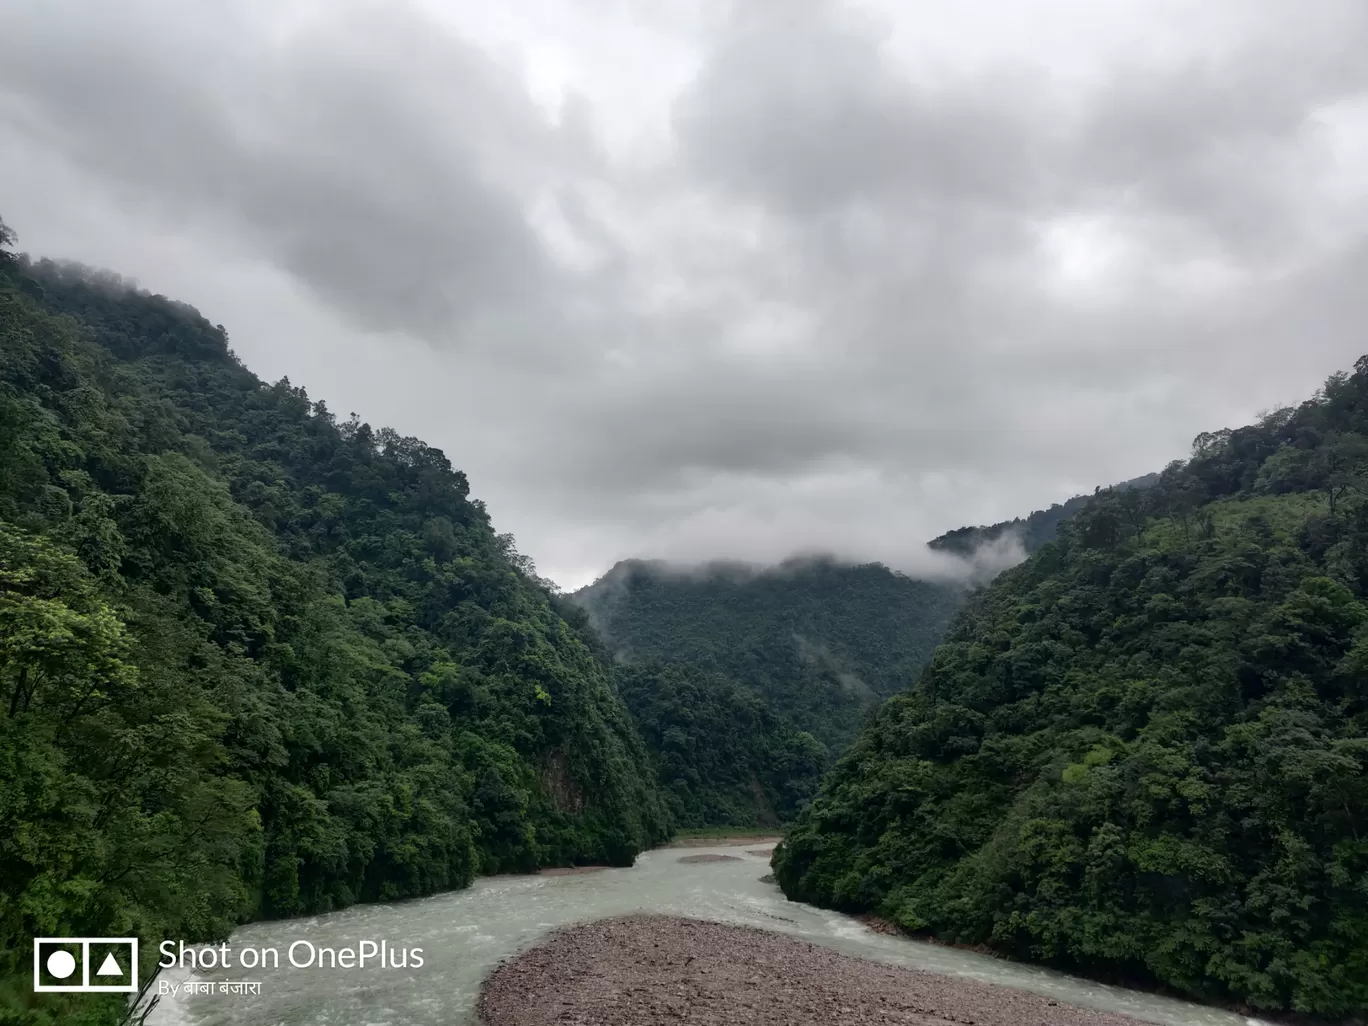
[{"x1": 3, "y1": 0, "x2": 1367, "y2": 590}]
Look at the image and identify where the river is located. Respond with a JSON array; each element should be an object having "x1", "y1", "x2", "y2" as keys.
[{"x1": 147, "y1": 842, "x2": 1270, "y2": 1026}]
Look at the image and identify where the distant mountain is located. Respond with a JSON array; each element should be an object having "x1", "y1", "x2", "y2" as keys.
[
  {"x1": 570, "y1": 557, "x2": 966, "y2": 825},
  {"x1": 572, "y1": 477, "x2": 1166, "y2": 829},
  {"x1": 573, "y1": 556, "x2": 964, "y2": 747}
]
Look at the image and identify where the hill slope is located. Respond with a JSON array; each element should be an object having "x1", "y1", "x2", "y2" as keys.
[
  {"x1": 611, "y1": 660, "x2": 828, "y2": 828},
  {"x1": 927, "y1": 473, "x2": 1160, "y2": 557},
  {"x1": 571, "y1": 558, "x2": 966, "y2": 825},
  {"x1": 0, "y1": 235, "x2": 668, "y2": 1023},
  {"x1": 573, "y1": 482, "x2": 1159, "y2": 830},
  {"x1": 774, "y1": 365, "x2": 1368, "y2": 1017},
  {"x1": 575, "y1": 557, "x2": 965, "y2": 751}
]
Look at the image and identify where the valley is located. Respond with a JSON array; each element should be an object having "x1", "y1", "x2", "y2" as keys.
[{"x1": 3, "y1": 223, "x2": 1366, "y2": 1022}]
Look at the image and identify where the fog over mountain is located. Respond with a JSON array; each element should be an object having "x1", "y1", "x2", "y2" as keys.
[{"x1": 3, "y1": 0, "x2": 1366, "y2": 588}]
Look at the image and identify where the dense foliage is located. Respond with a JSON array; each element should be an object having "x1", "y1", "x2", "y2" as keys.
[
  {"x1": 573, "y1": 558, "x2": 965, "y2": 825},
  {"x1": 0, "y1": 229, "x2": 669, "y2": 1025},
  {"x1": 613, "y1": 661, "x2": 827, "y2": 827},
  {"x1": 775, "y1": 364, "x2": 1368, "y2": 1017},
  {"x1": 928, "y1": 473, "x2": 1159, "y2": 557}
]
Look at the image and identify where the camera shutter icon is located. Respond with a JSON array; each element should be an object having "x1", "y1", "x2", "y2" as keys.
[{"x1": 34, "y1": 938, "x2": 138, "y2": 993}]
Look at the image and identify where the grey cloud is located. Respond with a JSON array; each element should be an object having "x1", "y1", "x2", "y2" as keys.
[
  {"x1": 0, "y1": 0, "x2": 566, "y2": 343},
  {"x1": 674, "y1": 0, "x2": 1368, "y2": 262},
  {"x1": 1069, "y1": 25, "x2": 1368, "y2": 257},
  {"x1": 2, "y1": 0, "x2": 1367, "y2": 590},
  {"x1": 673, "y1": 2, "x2": 1048, "y2": 218}
]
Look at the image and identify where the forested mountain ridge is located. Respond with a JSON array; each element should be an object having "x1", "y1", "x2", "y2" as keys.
[
  {"x1": 774, "y1": 364, "x2": 1368, "y2": 1017},
  {"x1": 575, "y1": 557, "x2": 963, "y2": 750},
  {"x1": 0, "y1": 225, "x2": 669, "y2": 1024},
  {"x1": 927, "y1": 472, "x2": 1160, "y2": 558},
  {"x1": 571, "y1": 557, "x2": 965, "y2": 827},
  {"x1": 571, "y1": 487, "x2": 1149, "y2": 831}
]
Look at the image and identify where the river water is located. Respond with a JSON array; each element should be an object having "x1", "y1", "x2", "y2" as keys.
[{"x1": 147, "y1": 842, "x2": 1269, "y2": 1026}]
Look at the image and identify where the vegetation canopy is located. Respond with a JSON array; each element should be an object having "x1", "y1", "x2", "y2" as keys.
[
  {"x1": 0, "y1": 227, "x2": 669, "y2": 1025},
  {"x1": 774, "y1": 360, "x2": 1368, "y2": 1018},
  {"x1": 573, "y1": 558, "x2": 966, "y2": 826}
]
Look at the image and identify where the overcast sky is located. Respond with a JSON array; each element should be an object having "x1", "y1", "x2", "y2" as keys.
[{"x1": 3, "y1": 0, "x2": 1367, "y2": 589}]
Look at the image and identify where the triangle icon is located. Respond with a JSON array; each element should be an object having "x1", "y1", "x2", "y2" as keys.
[{"x1": 96, "y1": 952, "x2": 122, "y2": 976}]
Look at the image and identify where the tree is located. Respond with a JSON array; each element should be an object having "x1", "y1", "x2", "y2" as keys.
[
  {"x1": 1318, "y1": 432, "x2": 1368, "y2": 514},
  {"x1": 0, "y1": 524, "x2": 137, "y2": 719}
]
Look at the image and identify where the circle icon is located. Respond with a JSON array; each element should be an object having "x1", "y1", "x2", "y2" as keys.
[{"x1": 46, "y1": 950, "x2": 77, "y2": 979}]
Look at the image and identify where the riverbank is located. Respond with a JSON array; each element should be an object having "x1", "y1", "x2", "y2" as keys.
[
  {"x1": 477, "y1": 914, "x2": 1156, "y2": 1026},
  {"x1": 663, "y1": 831, "x2": 783, "y2": 848},
  {"x1": 148, "y1": 843, "x2": 1266, "y2": 1026}
]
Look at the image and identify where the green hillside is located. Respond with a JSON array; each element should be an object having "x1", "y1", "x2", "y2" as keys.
[
  {"x1": 572, "y1": 557, "x2": 966, "y2": 826},
  {"x1": 613, "y1": 661, "x2": 827, "y2": 828},
  {"x1": 0, "y1": 224, "x2": 668, "y2": 1025},
  {"x1": 774, "y1": 364, "x2": 1368, "y2": 1017},
  {"x1": 927, "y1": 473, "x2": 1160, "y2": 557}
]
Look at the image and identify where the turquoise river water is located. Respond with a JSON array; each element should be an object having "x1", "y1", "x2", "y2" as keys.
[{"x1": 145, "y1": 842, "x2": 1273, "y2": 1026}]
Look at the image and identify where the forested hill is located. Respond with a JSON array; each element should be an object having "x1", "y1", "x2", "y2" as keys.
[
  {"x1": 570, "y1": 480, "x2": 1164, "y2": 832},
  {"x1": 575, "y1": 557, "x2": 964, "y2": 750},
  {"x1": 927, "y1": 472, "x2": 1160, "y2": 557},
  {"x1": 774, "y1": 363, "x2": 1368, "y2": 1018},
  {"x1": 570, "y1": 558, "x2": 965, "y2": 826},
  {"x1": 0, "y1": 226, "x2": 669, "y2": 1025}
]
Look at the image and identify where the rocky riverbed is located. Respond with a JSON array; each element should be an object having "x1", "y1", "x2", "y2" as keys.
[
  {"x1": 477, "y1": 914, "x2": 1156, "y2": 1026},
  {"x1": 677, "y1": 853, "x2": 743, "y2": 864}
]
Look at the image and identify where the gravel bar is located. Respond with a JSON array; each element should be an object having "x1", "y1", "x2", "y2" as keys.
[
  {"x1": 477, "y1": 914, "x2": 1154, "y2": 1026},
  {"x1": 677, "y1": 853, "x2": 743, "y2": 864}
]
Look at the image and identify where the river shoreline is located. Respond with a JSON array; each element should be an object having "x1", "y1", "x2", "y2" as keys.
[
  {"x1": 849, "y1": 914, "x2": 1325, "y2": 1026},
  {"x1": 145, "y1": 842, "x2": 1280, "y2": 1026},
  {"x1": 477, "y1": 914, "x2": 1157, "y2": 1026},
  {"x1": 662, "y1": 832, "x2": 784, "y2": 848}
]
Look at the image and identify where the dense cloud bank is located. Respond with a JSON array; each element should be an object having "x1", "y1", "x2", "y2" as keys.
[{"x1": 3, "y1": 0, "x2": 1366, "y2": 587}]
